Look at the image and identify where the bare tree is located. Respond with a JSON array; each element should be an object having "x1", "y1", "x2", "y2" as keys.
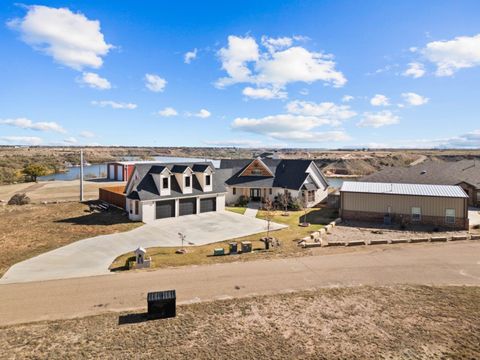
[
  {"x1": 300, "y1": 192, "x2": 309, "y2": 226},
  {"x1": 281, "y1": 189, "x2": 289, "y2": 216},
  {"x1": 263, "y1": 198, "x2": 274, "y2": 240},
  {"x1": 178, "y1": 232, "x2": 187, "y2": 253}
]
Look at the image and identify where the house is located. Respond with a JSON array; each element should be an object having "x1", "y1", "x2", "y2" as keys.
[
  {"x1": 106, "y1": 160, "x2": 165, "y2": 181},
  {"x1": 340, "y1": 181, "x2": 469, "y2": 230},
  {"x1": 362, "y1": 159, "x2": 480, "y2": 206},
  {"x1": 124, "y1": 162, "x2": 229, "y2": 222},
  {"x1": 220, "y1": 158, "x2": 329, "y2": 207}
]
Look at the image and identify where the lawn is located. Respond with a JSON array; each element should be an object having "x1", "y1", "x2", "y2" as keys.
[
  {"x1": 225, "y1": 206, "x2": 247, "y2": 215},
  {"x1": 1, "y1": 285, "x2": 478, "y2": 359},
  {"x1": 110, "y1": 207, "x2": 339, "y2": 271},
  {"x1": 0, "y1": 202, "x2": 141, "y2": 277}
]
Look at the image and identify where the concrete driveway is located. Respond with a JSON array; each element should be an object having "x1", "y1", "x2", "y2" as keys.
[{"x1": 0, "y1": 211, "x2": 286, "y2": 284}]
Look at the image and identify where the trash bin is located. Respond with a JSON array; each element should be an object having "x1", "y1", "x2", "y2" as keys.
[
  {"x1": 229, "y1": 242, "x2": 238, "y2": 254},
  {"x1": 147, "y1": 290, "x2": 176, "y2": 319},
  {"x1": 241, "y1": 241, "x2": 252, "y2": 253},
  {"x1": 213, "y1": 248, "x2": 225, "y2": 256}
]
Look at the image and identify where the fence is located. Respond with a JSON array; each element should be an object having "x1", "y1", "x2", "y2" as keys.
[{"x1": 99, "y1": 185, "x2": 126, "y2": 209}]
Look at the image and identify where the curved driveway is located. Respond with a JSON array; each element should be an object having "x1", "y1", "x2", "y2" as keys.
[{"x1": 0, "y1": 211, "x2": 285, "y2": 284}]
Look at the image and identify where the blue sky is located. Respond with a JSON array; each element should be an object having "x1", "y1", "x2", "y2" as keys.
[{"x1": 1, "y1": 0, "x2": 479, "y2": 148}]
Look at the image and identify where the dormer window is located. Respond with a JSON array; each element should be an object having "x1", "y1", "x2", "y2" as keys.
[
  {"x1": 206, "y1": 175, "x2": 211, "y2": 186},
  {"x1": 185, "y1": 176, "x2": 191, "y2": 187},
  {"x1": 251, "y1": 169, "x2": 263, "y2": 176},
  {"x1": 162, "y1": 177, "x2": 169, "y2": 189}
]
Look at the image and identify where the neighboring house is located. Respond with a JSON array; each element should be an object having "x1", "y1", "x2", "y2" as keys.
[
  {"x1": 106, "y1": 160, "x2": 162, "y2": 181},
  {"x1": 362, "y1": 160, "x2": 480, "y2": 207},
  {"x1": 220, "y1": 158, "x2": 329, "y2": 207},
  {"x1": 340, "y1": 181, "x2": 469, "y2": 230},
  {"x1": 124, "y1": 162, "x2": 229, "y2": 222}
]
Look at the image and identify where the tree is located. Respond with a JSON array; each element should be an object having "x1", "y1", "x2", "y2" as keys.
[
  {"x1": 300, "y1": 192, "x2": 309, "y2": 226},
  {"x1": 22, "y1": 164, "x2": 48, "y2": 182}
]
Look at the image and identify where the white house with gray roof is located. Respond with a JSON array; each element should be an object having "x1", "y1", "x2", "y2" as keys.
[{"x1": 124, "y1": 162, "x2": 228, "y2": 223}]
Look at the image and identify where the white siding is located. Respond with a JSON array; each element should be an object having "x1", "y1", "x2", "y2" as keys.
[{"x1": 216, "y1": 194, "x2": 226, "y2": 211}]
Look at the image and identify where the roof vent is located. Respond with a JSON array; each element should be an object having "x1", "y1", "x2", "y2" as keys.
[{"x1": 420, "y1": 170, "x2": 427, "y2": 175}]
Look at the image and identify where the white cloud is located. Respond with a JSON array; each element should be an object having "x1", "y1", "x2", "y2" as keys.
[
  {"x1": 242, "y1": 86, "x2": 287, "y2": 100},
  {"x1": 422, "y1": 33, "x2": 480, "y2": 76},
  {"x1": 184, "y1": 48, "x2": 198, "y2": 64},
  {"x1": 7, "y1": 5, "x2": 112, "y2": 70},
  {"x1": 357, "y1": 111, "x2": 399, "y2": 128},
  {"x1": 0, "y1": 117, "x2": 66, "y2": 133},
  {"x1": 370, "y1": 94, "x2": 390, "y2": 106},
  {"x1": 266, "y1": 130, "x2": 349, "y2": 142},
  {"x1": 91, "y1": 100, "x2": 137, "y2": 109},
  {"x1": 286, "y1": 100, "x2": 356, "y2": 125},
  {"x1": 401, "y1": 92, "x2": 429, "y2": 106},
  {"x1": 158, "y1": 107, "x2": 178, "y2": 117},
  {"x1": 216, "y1": 35, "x2": 259, "y2": 87},
  {"x1": 440, "y1": 129, "x2": 480, "y2": 148},
  {"x1": 342, "y1": 95, "x2": 354, "y2": 102},
  {"x1": 79, "y1": 131, "x2": 95, "y2": 138},
  {"x1": 193, "y1": 109, "x2": 211, "y2": 118},
  {"x1": 216, "y1": 35, "x2": 346, "y2": 97},
  {"x1": 145, "y1": 73, "x2": 167, "y2": 92},
  {"x1": 203, "y1": 139, "x2": 263, "y2": 147},
  {"x1": 0, "y1": 136, "x2": 43, "y2": 145},
  {"x1": 78, "y1": 72, "x2": 111, "y2": 90},
  {"x1": 403, "y1": 62, "x2": 425, "y2": 78}
]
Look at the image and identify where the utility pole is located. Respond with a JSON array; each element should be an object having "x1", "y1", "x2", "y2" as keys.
[{"x1": 80, "y1": 149, "x2": 84, "y2": 202}]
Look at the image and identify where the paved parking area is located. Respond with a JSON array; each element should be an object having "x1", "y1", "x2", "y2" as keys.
[{"x1": 0, "y1": 211, "x2": 286, "y2": 284}]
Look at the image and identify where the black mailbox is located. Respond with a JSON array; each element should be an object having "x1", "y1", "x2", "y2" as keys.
[{"x1": 147, "y1": 290, "x2": 176, "y2": 319}]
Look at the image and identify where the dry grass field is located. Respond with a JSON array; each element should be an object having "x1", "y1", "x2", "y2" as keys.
[
  {"x1": 1, "y1": 285, "x2": 478, "y2": 359},
  {"x1": 0, "y1": 202, "x2": 141, "y2": 276}
]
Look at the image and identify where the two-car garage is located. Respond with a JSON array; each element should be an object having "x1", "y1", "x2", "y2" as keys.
[{"x1": 155, "y1": 197, "x2": 217, "y2": 219}]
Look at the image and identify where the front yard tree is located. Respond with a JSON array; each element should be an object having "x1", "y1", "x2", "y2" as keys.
[
  {"x1": 301, "y1": 192, "x2": 309, "y2": 226},
  {"x1": 22, "y1": 164, "x2": 48, "y2": 182}
]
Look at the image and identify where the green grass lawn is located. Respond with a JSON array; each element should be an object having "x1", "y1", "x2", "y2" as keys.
[
  {"x1": 226, "y1": 206, "x2": 247, "y2": 215},
  {"x1": 110, "y1": 207, "x2": 339, "y2": 271}
]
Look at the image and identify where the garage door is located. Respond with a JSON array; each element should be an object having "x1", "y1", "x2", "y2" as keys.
[
  {"x1": 156, "y1": 200, "x2": 175, "y2": 219},
  {"x1": 108, "y1": 164, "x2": 115, "y2": 180},
  {"x1": 179, "y1": 198, "x2": 197, "y2": 216},
  {"x1": 200, "y1": 197, "x2": 216, "y2": 213},
  {"x1": 116, "y1": 165, "x2": 123, "y2": 181}
]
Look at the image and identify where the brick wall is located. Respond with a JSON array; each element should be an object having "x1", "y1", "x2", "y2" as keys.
[{"x1": 341, "y1": 209, "x2": 469, "y2": 230}]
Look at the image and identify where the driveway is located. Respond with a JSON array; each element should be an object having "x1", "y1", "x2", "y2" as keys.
[
  {"x1": 0, "y1": 241, "x2": 479, "y2": 326},
  {"x1": 0, "y1": 211, "x2": 286, "y2": 284}
]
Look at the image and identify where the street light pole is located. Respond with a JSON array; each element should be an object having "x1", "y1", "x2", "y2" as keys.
[{"x1": 80, "y1": 149, "x2": 84, "y2": 202}]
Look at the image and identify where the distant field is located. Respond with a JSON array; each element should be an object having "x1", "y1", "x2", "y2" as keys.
[
  {"x1": 1, "y1": 285, "x2": 478, "y2": 359},
  {"x1": 0, "y1": 202, "x2": 141, "y2": 276}
]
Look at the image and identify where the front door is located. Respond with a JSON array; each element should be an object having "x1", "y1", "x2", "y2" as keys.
[{"x1": 250, "y1": 188, "x2": 261, "y2": 201}]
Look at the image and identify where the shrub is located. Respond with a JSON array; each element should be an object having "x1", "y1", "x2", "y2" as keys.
[
  {"x1": 289, "y1": 197, "x2": 302, "y2": 211},
  {"x1": 236, "y1": 195, "x2": 250, "y2": 207},
  {"x1": 8, "y1": 193, "x2": 31, "y2": 205}
]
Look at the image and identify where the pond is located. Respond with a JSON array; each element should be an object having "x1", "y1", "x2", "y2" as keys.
[{"x1": 38, "y1": 156, "x2": 221, "y2": 181}]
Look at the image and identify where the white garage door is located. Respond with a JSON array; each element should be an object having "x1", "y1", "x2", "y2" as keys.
[
  {"x1": 108, "y1": 164, "x2": 115, "y2": 180},
  {"x1": 116, "y1": 165, "x2": 123, "y2": 181}
]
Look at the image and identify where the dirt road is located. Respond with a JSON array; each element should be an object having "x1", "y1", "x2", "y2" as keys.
[{"x1": 0, "y1": 241, "x2": 479, "y2": 326}]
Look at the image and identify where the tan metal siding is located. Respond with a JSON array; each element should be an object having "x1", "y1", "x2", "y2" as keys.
[{"x1": 342, "y1": 192, "x2": 466, "y2": 218}]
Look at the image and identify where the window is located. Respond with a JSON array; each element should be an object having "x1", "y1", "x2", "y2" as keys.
[
  {"x1": 233, "y1": 187, "x2": 236, "y2": 195},
  {"x1": 134, "y1": 201, "x2": 139, "y2": 215},
  {"x1": 269, "y1": 188, "x2": 272, "y2": 195},
  {"x1": 205, "y1": 175, "x2": 211, "y2": 186},
  {"x1": 251, "y1": 169, "x2": 263, "y2": 175},
  {"x1": 307, "y1": 190, "x2": 315, "y2": 202},
  {"x1": 185, "y1": 176, "x2": 191, "y2": 187},
  {"x1": 411, "y1": 207, "x2": 421, "y2": 221},
  {"x1": 162, "y1": 177, "x2": 169, "y2": 189},
  {"x1": 445, "y1": 208, "x2": 456, "y2": 224}
]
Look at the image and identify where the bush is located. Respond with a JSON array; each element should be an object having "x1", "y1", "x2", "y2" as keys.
[
  {"x1": 236, "y1": 195, "x2": 250, "y2": 207},
  {"x1": 289, "y1": 197, "x2": 302, "y2": 211},
  {"x1": 8, "y1": 193, "x2": 31, "y2": 205}
]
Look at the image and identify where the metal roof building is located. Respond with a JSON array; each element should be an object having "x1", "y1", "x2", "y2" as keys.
[{"x1": 340, "y1": 181, "x2": 469, "y2": 230}]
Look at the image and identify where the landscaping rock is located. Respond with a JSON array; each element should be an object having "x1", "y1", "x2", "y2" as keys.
[
  {"x1": 320, "y1": 238, "x2": 329, "y2": 247},
  {"x1": 409, "y1": 237, "x2": 429, "y2": 243},
  {"x1": 327, "y1": 241, "x2": 346, "y2": 247},
  {"x1": 302, "y1": 242, "x2": 322, "y2": 248},
  {"x1": 310, "y1": 231, "x2": 320, "y2": 240},
  {"x1": 451, "y1": 235, "x2": 468, "y2": 241},
  {"x1": 346, "y1": 240, "x2": 366, "y2": 246},
  {"x1": 334, "y1": 218, "x2": 342, "y2": 224},
  {"x1": 430, "y1": 236, "x2": 448, "y2": 242},
  {"x1": 390, "y1": 239, "x2": 408, "y2": 244},
  {"x1": 329, "y1": 222, "x2": 336, "y2": 228},
  {"x1": 470, "y1": 234, "x2": 480, "y2": 240},
  {"x1": 369, "y1": 239, "x2": 389, "y2": 245}
]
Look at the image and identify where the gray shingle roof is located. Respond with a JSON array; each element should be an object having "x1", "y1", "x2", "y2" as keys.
[
  {"x1": 221, "y1": 159, "x2": 328, "y2": 190},
  {"x1": 127, "y1": 162, "x2": 227, "y2": 201},
  {"x1": 362, "y1": 160, "x2": 480, "y2": 189},
  {"x1": 341, "y1": 181, "x2": 468, "y2": 198}
]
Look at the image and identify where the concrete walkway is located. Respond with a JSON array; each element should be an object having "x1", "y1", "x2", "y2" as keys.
[
  {"x1": 0, "y1": 241, "x2": 479, "y2": 326},
  {"x1": 0, "y1": 211, "x2": 286, "y2": 284},
  {"x1": 244, "y1": 201, "x2": 260, "y2": 217}
]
